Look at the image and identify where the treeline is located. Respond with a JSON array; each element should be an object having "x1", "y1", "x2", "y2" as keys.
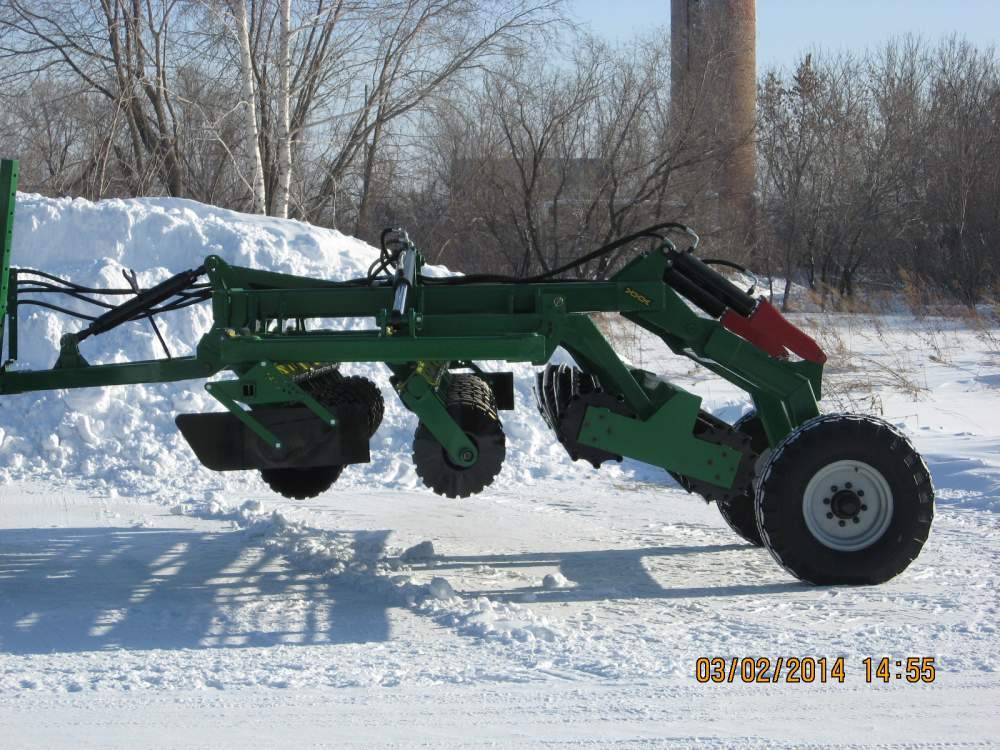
[
  {"x1": 0, "y1": 0, "x2": 564, "y2": 225},
  {"x1": 1, "y1": 2, "x2": 998, "y2": 306},
  {"x1": 757, "y1": 38, "x2": 1000, "y2": 309}
]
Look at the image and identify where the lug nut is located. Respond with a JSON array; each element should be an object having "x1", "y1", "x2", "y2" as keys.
[
  {"x1": 852, "y1": 517, "x2": 860, "y2": 524},
  {"x1": 831, "y1": 485, "x2": 838, "y2": 492},
  {"x1": 823, "y1": 497, "x2": 830, "y2": 505},
  {"x1": 857, "y1": 490, "x2": 865, "y2": 497},
  {"x1": 838, "y1": 520, "x2": 846, "y2": 527},
  {"x1": 861, "y1": 504, "x2": 868, "y2": 511},
  {"x1": 845, "y1": 482, "x2": 852, "y2": 489},
  {"x1": 826, "y1": 512, "x2": 834, "y2": 519}
]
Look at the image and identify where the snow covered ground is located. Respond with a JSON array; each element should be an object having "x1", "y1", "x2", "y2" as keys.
[{"x1": 0, "y1": 195, "x2": 997, "y2": 747}]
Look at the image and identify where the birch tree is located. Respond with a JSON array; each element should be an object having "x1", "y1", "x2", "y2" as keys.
[
  {"x1": 275, "y1": 0, "x2": 293, "y2": 218},
  {"x1": 228, "y1": 0, "x2": 267, "y2": 212}
]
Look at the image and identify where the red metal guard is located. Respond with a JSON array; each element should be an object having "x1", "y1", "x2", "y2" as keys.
[{"x1": 721, "y1": 299, "x2": 827, "y2": 365}]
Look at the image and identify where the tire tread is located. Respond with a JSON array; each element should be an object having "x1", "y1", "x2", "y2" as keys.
[{"x1": 755, "y1": 414, "x2": 934, "y2": 585}]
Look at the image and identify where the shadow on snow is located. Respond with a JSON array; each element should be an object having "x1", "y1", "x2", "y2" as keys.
[
  {"x1": 0, "y1": 524, "x2": 391, "y2": 654},
  {"x1": 0, "y1": 524, "x2": 809, "y2": 655},
  {"x1": 398, "y1": 543, "x2": 806, "y2": 603}
]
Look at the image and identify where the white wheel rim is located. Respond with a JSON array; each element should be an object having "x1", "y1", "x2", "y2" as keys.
[{"x1": 801, "y1": 460, "x2": 894, "y2": 552}]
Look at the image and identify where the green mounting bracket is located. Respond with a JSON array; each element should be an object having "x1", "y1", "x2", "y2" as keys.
[
  {"x1": 578, "y1": 390, "x2": 742, "y2": 486},
  {"x1": 378, "y1": 306, "x2": 421, "y2": 335},
  {"x1": 394, "y1": 365, "x2": 478, "y2": 467},
  {"x1": 54, "y1": 334, "x2": 89, "y2": 369},
  {"x1": 205, "y1": 383, "x2": 282, "y2": 449},
  {"x1": 205, "y1": 361, "x2": 339, "y2": 450}
]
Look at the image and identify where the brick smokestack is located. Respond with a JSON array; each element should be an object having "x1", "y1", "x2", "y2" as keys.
[{"x1": 670, "y1": 0, "x2": 756, "y2": 252}]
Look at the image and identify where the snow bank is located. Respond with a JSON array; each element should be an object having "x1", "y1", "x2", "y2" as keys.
[{"x1": 0, "y1": 193, "x2": 598, "y2": 500}]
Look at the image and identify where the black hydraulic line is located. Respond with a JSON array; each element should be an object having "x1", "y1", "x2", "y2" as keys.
[
  {"x1": 663, "y1": 267, "x2": 728, "y2": 318},
  {"x1": 123, "y1": 268, "x2": 172, "y2": 359},
  {"x1": 18, "y1": 286, "x2": 210, "y2": 326},
  {"x1": 419, "y1": 226, "x2": 683, "y2": 287},
  {"x1": 14, "y1": 283, "x2": 120, "y2": 309},
  {"x1": 16, "y1": 300, "x2": 99, "y2": 320},
  {"x1": 173, "y1": 289, "x2": 213, "y2": 300},
  {"x1": 373, "y1": 222, "x2": 701, "y2": 289},
  {"x1": 137, "y1": 291, "x2": 212, "y2": 316},
  {"x1": 367, "y1": 256, "x2": 391, "y2": 280},
  {"x1": 668, "y1": 250, "x2": 756, "y2": 317},
  {"x1": 420, "y1": 274, "x2": 599, "y2": 285},
  {"x1": 700, "y1": 258, "x2": 748, "y2": 274},
  {"x1": 700, "y1": 257, "x2": 758, "y2": 295},
  {"x1": 16, "y1": 278, "x2": 215, "y2": 319},
  {"x1": 379, "y1": 228, "x2": 397, "y2": 258},
  {"x1": 17, "y1": 269, "x2": 213, "y2": 295},
  {"x1": 14, "y1": 268, "x2": 134, "y2": 294},
  {"x1": 523, "y1": 225, "x2": 683, "y2": 281},
  {"x1": 368, "y1": 227, "x2": 408, "y2": 281},
  {"x1": 243, "y1": 276, "x2": 372, "y2": 292},
  {"x1": 76, "y1": 266, "x2": 204, "y2": 341}
]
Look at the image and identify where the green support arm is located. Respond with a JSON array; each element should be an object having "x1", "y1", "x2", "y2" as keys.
[{"x1": 0, "y1": 159, "x2": 18, "y2": 365}]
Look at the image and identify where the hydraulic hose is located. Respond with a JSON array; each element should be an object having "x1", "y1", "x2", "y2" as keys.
[
  {"x1": 667, "y1": 250, "x2": 756, "y2": 318},
  {"x1": 77, "y1": 266, "x2": 205, "y2": 341}
]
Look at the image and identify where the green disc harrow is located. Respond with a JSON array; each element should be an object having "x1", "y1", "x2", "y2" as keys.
[{"x1": 0, "y1": 159, "x2": 934, "y2": 585}]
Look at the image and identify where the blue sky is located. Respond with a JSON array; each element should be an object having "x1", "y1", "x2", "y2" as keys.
[{"x1": 571, "y1": 0, "x2": 1000, "y2": 69}]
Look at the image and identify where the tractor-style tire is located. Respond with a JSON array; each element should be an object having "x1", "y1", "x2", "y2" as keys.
[
  {"x1": 300, "y1": 372, "x2": 385, "y2": 438},
  {"x1": 258, "y1": 373, "x2": 383, "y2": 500},
  {"x1": 716, "y1": 411, "x2": 769, "y2": 547},
  {"x1": 755, "y1": 414, "x2": 934, "y2": 585},
  {"x1": 413, "y1": 375, "x2": 505, "y2": 498},
  {"x1": 325, "y1": 375, "x2": 385, "y2": 438},
  {"x1": 260, "y1": 465, "x2": 345, "y2": 499}
]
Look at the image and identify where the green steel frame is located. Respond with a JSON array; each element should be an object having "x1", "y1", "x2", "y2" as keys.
[
  {"x1": 0, "y1": 158, "x2": 823, "y2": 489},
  {"x1": 0, "y1": 159, "x2": 17, "y2": 358}
]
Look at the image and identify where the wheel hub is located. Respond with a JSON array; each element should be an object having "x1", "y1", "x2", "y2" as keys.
[
  {"x1": 830, "y1": 489, "x2": 861, "y2": 519},
  {"x1": 802, "y1": 460, "x2": 894, "y2": 552}
]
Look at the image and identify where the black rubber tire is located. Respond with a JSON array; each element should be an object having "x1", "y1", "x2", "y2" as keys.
[
  {"x1": 755, "y1": 414, "x2": 934, "y2": 585},
  {"x1": 259, "y1": 372, "x2": 383, "y2": 499},
  {"x1": 413, "y1": 375, "x2": 505, "y2": 498},
  {"x1": 333, "y1": 375, "x2": 385, "y2": 437},
  {"x1": 716, "y1": 411, "x2": 769, "y2": 547},
  {"x1": 300, "y1": 372, "x2": 385, "y2": 438},
  {"x1": 260, "y1": 464, "x2": 345, "y2": 499}
]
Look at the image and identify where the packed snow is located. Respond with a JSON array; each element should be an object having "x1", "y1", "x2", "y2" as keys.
[{"x1": 0, "y1": 194, "x2": 997, "y2": 747}]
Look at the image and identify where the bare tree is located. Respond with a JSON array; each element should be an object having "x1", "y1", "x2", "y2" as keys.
[
  {"x1": 228, "y1": 0, "x2": 267, "y2": 212},
  {"x1": 301, "y1": 0, "x2": 563, "y2": 232},
  {"x1": 924, "y1": 38, "x2": 1000, "y2": 305},
  {"x1": 1, "y1": 0, "x2": 192, "y2": 195},
  {"x1": 3, "y1": 5, "x2": 999, "y2": 310},
  {"x1": 757, "y1": 38, "x2": 1000, "y2": 308},
  {"x1": 419, "y1": 33, "x2": 721, "y2": 278},
  {"x1": 274, "y1": 0, "x2": 293, "y2": 217}
]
